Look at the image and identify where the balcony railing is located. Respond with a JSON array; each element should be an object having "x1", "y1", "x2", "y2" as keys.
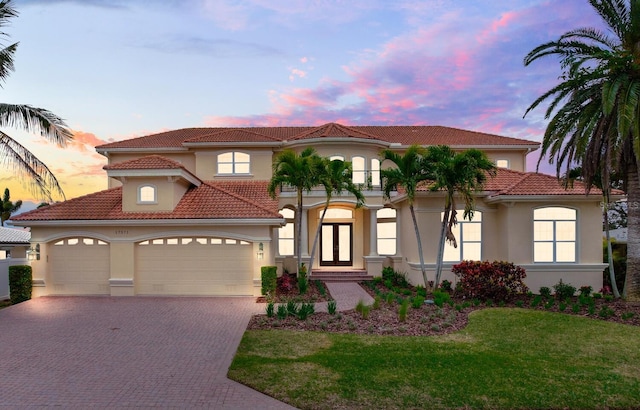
[{"x1": 280, "y1": 171, "x2": 396, "y2": 192}]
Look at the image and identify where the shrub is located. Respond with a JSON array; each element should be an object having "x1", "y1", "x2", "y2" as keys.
[
  {"x1": 622, "y1": 312, "x2": 635, "y2": 321},
  {"x1": 579, "y1": 285, "x2": 593, "y2": 297},
  {"x1": 372, "y1": 296, "x2": 381, "y2": 310},
  {"x1": 261, "y1": 266, "x2": 277, "y2": 296},
  {"x1": 382, "y1": 266, "x2": 410, "y2": 288},
  {"x1": 440, "y1": 280, "x2": 453, "y2": 292},
  {"x1": 539, "y1": 286, "x2": 552, "y2": 299},
  {"x1": 277, "y1": 274, "x2": 295, "y2": 293},
  {"x1": 286, "y1": 300, "x2": 298, "y2": 316},
  {"x1": 297, "y1": 303, "x2": 315, "y2": 320},
  {"x1": 515, "y1": 300, "x2": 524, "y2": 308},
  {"x1": 327, "y1": 300, "x2": 337, "y2": 315},
  {"x1": 415, "y1": 285, "x2": 427, "y2": 297},
  {"x1": 297, "y1": 276, "x2": 308, "y2": 294},
  {"x1": 604, "y1": 294, "x2": 614, "y2": 302},
  {"x1": 452, "y1": 260, "x2": 528, "y2": 302},
  {"x1": 276, "y1": 304, "x2": 288, "y2": 320},
  {"x1": 398, "y1": 299, "x2": 409, "y2": 322},
  {"x1": 9, "y1": 265, "x2": 32, "y2": 305},
  {"x1": 433, "y1": 290, "x2": 450, "y2": 308},
  {"x1": 598, "y1": 306, "x2": 615, "y2": 319},
  {"x1": 531, "y1": 295, "x2": 542, "y2": 307},
  {"x1": 412, "y1": 295, "x2": 425, "y2": 309},
  {"x1": 553, "y1": 280, "x2": 576, "y2": 300},
  {"x1": 315, "y1": 280, "x2": 327, "y2": 297},
  {"x1": 266, "y1": 302, "x2": 275, "y2": 317}
]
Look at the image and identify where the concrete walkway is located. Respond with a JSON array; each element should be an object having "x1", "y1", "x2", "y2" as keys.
[{"x1": 0, "y1": 282, "x2": 370, "y2": 409}]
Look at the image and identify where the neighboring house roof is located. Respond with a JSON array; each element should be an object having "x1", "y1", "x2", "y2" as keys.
[
  {"x1": 0, "y1": 226, "x2": 30, "y2": 245},
  {"x1": 12, "y1": 181, "x2": 281, "y2": 222},
  {"x1": 96, "y1": 123, "x2": 540, "y2": 151}
]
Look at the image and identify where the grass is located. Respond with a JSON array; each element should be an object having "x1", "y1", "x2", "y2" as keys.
[{"x1": 229, "y1": 308, "x2": 640, "y2": 409}]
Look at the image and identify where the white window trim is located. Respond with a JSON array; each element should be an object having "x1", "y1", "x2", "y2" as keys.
[
  {"x1": 533, "y1": 206, "x2": 577, "y2": 263},
  {"x1": 138, "y1": 184, "x2": 157, "y2": 204},
  {"x1": 217, "y1": 151, "x2": 251, "y2": 175}
]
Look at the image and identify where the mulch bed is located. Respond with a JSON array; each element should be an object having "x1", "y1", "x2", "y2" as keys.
[{"x1": 249, "y1": 282, "x2": 640, "y2": 336}]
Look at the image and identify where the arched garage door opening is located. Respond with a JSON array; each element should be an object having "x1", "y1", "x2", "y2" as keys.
[
  {"x1": 49, "y1": 237, "x2": 110, "y2": 295},
  {"x1": 135, "y1": 236, "x2": 253, "y2": 296}
]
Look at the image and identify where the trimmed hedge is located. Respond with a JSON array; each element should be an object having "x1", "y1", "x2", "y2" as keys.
[
  {"x1": 261, "y1": 266, "x2": 277, "y2": 296},
  {"x1": 9, "y1": 265, "x2": 32, "y2": 305}
]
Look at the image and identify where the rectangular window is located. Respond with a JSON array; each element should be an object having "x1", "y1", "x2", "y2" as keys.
[
  {"x1": 217, "y1": 152, "x2": 250, "y2": 175},
  {"x1": 278, "y1": 222, "x2": 294, "y2": 256},
  {"x1": 533, "y1": 207, "x2": 577, "y2": 263},
  {"x1": 443, "y1": 211, "x2": 482, "y2": 262}
]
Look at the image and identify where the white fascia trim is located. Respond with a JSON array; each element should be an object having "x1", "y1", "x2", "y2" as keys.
[
  {"x1": 96, "y1": 147, "x2": 188, "y2": 156},
  {"x1": 106, "y1": 169, "x2": 201, "y2": 186},
  {"x1": 12, "y1": 218, "x2": 285, "y2": 227},
  {"x1": 388, "y1": 144, "x2": 539, "y2": 150},
  {"x1": 284, "y1": 137, "x2": 390, "y2": 149}
]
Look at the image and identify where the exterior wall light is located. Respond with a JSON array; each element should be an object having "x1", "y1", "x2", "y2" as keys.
[
  {"x1": 27, "y1": 243, "x2": 40, "y2": 261},
  {"x1": 257, "y1": 242, "x2": 264, "y2": 260}
]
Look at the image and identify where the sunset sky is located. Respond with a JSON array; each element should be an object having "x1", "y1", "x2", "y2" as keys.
[{"x1": 1, "y1": 0, "x2": 603, "y2": 209}]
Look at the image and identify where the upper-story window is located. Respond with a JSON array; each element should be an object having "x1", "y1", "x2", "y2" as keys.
[
  {"x1": 138, "y1": 185, "x2": 157, "y2": 203},
  {"x1": 329, "y1": 155, "x2": 345, "y2": 161},
  {"x1": 352, "y1": 156, "x2": 366, "y2": 184},
  {"x1": 534, "y1": 207, "x2": 576, "y2": 263},
  {"x1": 371, "y1": 159, "x2": 381, "y2": 186},
  {"x1": 496, "y1": 159, "x2": 509, "y2": 169},
  {"x1": 443, "y1": 211, "x2": 482, "y2": 262},
  {"x1": 217, "y1": 152, "x2": 250, "y2": 175}
]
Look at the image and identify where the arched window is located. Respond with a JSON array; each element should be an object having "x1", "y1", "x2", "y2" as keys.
[
  {"x1": 329, "y1": 155, "x2": 345, "y2": 161},
  {"x1": 534, "y1": 207, "x2": 576, "y2": 262},
  {"x1": 377, "y1": 208, "x2": 396, "y2": 255},
  {"x1": 443, "y1": 211, "x2": 482, "y2": 262},
  {"x1": 278, "y1": 208, "x2": 295, "y2": 256},
  {"x1": 352, "y1": 156, "x2": 366, "y2": 184},
  {"x1": 217, "y1": 152, "x2": 250, "y2": 174},
  {"x1": 138, "y1": 185, "x2": 157, "y2": 203}
]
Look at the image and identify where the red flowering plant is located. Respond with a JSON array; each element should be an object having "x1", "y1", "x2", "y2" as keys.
[{"x1": 452, "y1": 260, "x2": 528, "y2": 302}]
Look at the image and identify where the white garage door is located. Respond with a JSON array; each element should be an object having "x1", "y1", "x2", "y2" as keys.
[
  {"x1": 49, "y1": 238, "x2": 110, "y2": 295},
  {"x1": 135, "y1": 237, "x2": 253, "y2": 296}
]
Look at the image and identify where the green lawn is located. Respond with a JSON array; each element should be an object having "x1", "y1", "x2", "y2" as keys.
[{"x1": 229, "y1": 308, "x2": 640, "y2": 410}]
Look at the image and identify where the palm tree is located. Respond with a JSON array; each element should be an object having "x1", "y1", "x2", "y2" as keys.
[
  {"x1": 308, "y1": 158, "x2": 365, "y2": 272},
  {"x1": 425, "y1": 146, "x2": 496, "y2": 289},
  {"x1": 380, "y1": 145, "x2": 432, "y2": 288},
  {"x1": 523, "y1": 0, "x2": 640, "y2": 300},
  {"x1": 0, "y1": 0, "x2": 73, "y2": 202},
  {"x1": 1, "y1": 187, "x2": 20, "y2": 226},
  {"x1": 268, "y1": 148, "x2": 324, "y2": 274}
]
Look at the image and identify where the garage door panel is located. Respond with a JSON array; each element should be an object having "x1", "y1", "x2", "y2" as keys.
[
  {"x1": 136, "y1": 238, "x2": 253, "y2": 296},
  {"x1": 49, "y1": 239, "x2": 110, "y2": 295}
]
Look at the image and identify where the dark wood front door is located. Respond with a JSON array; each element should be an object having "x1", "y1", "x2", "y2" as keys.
[{"x1": 320, "y1": 223, "x2": 352, "y2": 266}]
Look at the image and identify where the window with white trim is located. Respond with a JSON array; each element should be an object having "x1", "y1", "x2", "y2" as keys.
[
  {"x1": 534, "y1": 207, "x2": 576, "y2": 262},
  {"x1": 217, "y1": 152, "x2": 250, "y2": 175},
  {"x1": 278, "y1": 208, "x2": 295, "y2": 256},
  {"x1": 443, "y1": 211, "x2": 482, "y2": 262},
  {"x1": 352, "y1": 156, "x2": 366, "y2": 184},
  {"x1": 496, "y1": 159, "x2": 509, "y2": 169},
  {"x1": 138, "y1": 185, "x2": 157, "y2": 203},
  {"x1": 371, "y1": 158, "x2": 381, "y2": 186},
  {"x1": 377, "y1": 208, "x2": 396, "y2": 255}
]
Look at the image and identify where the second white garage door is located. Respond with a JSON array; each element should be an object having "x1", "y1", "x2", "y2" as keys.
[{"x1": 135, "y1": 237, "x2": 253, "y2": 296}]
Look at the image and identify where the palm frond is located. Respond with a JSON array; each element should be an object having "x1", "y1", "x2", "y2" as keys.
[{"x1": 0, "y1": 104, "x2": 73, "y2": 145}]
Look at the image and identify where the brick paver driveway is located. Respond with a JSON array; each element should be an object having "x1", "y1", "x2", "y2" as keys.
[{"x1": 0, "y1": 297, "x2": 295, "y2": 409}]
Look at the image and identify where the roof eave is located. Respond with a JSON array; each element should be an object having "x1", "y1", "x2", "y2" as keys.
[
  {"x1": 283, "y1": 137, "x2": 391, "y2": 148},
  {"x1": 182, "y1": 141, "x2": 282, "y2": 148},
  {"x1": 12, "y1": 218, "x2": 285, "y2": 227},
  {"x1": 484, "y1": 194, "x2": 606, "y2": 203},
  {"x1": 105, "y1": 169, "x2": 202, "y2": 186}
]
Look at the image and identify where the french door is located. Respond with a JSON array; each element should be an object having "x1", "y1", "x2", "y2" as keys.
[{"x1": 320, "y1": 223, "x2": 352, "y2": 266}]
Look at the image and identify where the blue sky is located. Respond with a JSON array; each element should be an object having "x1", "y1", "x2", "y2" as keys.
[{"x1": 1, "y1": 0, "x2": 603, "y2": 206}]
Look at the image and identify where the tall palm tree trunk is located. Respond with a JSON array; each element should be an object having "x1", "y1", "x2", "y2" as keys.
[
  {"x1": 603, "y1": 200, "x2": 620, "y2": 298},
  {"x1": 308, "y1": 202, "x2": 329, "y2": 276},
  {"x1": 296, "y1": 188, "x2": 304, "y2": 274},
  {"x1": 434, "y1": 206, "x2": 450, "y2": 289},
  {"x1": 410, "y1": 204, "x2": 429, "y2": 289},
  {"x1": 625, "y1": 163, "x2": 640, "y2": 301}
]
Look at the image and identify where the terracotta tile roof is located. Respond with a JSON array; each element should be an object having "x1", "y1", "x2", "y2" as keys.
[
  {"x1": 96, "y1": 123, "x2": 539, "y2": 150},
  {"x1": 414, "y1": 168, "x2": 618, "y2": 197},
  {"x1": 0, "y1": 226, "x2": 30, "y2": 244},
  {"x1": 12, "y1": 181, "x2": 281, "y2": 222},
  {"x1": 103, "y1": 155, "x2": 186, "y2": 170},
  {"x1": 184, "y1": 129, "x2": 282, "y2": 143},
  {"x1": 288, "y1": 122, "x2": 383, "y2": 142}
]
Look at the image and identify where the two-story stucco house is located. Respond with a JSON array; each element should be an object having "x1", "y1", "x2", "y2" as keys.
[{"x1": 12, "y1": 122, "x2": 609, "y2": 297}]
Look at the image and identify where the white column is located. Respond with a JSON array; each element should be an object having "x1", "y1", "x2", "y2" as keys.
[
  {"x1": 369, "y1": 208, "x2": 379, "y2": 256},
  {"x1": 300, "y1": 207, "x2": 309, "y2": 257}
]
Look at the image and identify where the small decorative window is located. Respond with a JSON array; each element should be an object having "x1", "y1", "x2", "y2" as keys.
[
  {"x1": 329, "y1": 155, "x2": 345, "y2": 161},
  {"x1": 217, "y1": 152, "x2": 250, "y2": 175},
  {"x1": 496, "y1": 159, "x2": 509, "y2": 169},
  {"x1": 534, "y1": 207, "x2": 576, "y2": 263},
  {"x1": 138, "y1": 185, "x2": 157, "y2": 203}
]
